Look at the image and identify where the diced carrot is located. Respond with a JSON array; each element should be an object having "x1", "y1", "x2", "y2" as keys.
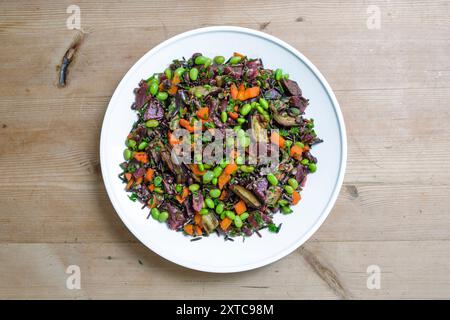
[
  {"x1": 292, "y1": 190, "x2": 301, "y2": 205},
  {"x1": 133, "y1": 152, "x2": 148, "y2": 163},
  {"x1": 168, "y1": 85, "x2": 178, "y2": 95},
  {"x1": 194, "y1": 213, "x2": 202, "y2": 225},
  {"x1": 290, "y1": 145, "x2": 303, "y2": 160},
  {"x1": 233, "y1": 52, "x2": 246, "y2": 58},
  {"x1": 220, "y1": 217, "x2": 232, "y2": 231},
  {"x1": 234, "y1": 200, "x2": 247, "y2": 215},
  {"x1": 196, "y1": 107, "x2": 209, "y2": 120},
  {"x1": 218, "y1": 173, "x2": 231, "y2": 190},
  {"x1": 237, "y1": 83, "x2": 246, "y2": 100},
  {"x1": 224, "y1": 163, "x2": 238, "y2": 175},
  {"x1": 171, "y1": 73, "x2": 181, "y2": 85},
  {"x1": 195, "y1": 225, "x2": 203, "y2": 236},
  {"x1": 168, "y1": 131, "x2": 180, "y2": 145},
  {"x1": 144, "y1": 168, "x2": 154, "y2": 182},
  {"x1": 234, "y1": 105, "x2": 238, "y2": 112},
  {"x1": 243, "y1": 86, "x2": 260, "y2": 100},
  {"x1": 303, "y1": 145, "x2": 310, "y2": 152},
  {"x1": 125, "y1": 173, "x2": 132, "y2": 181},
  {"x1": 270, "y1": 132, "x2": 285, "y2": 149},
  {"x1": 183, "y1": 224, "x2": 194, "y2": 236},
  {"x1": 219, "y1": 190, "x2": 227, "y2": 200},
  {"x1": 135, "y1": 176, "x2": 143, "y2": 185},
  {"x1": 148, "y1": 184, "x2": 155, "y2": 192},
  {"x1": 228, "y1": 111, "x2": 239, "y2": 120},
  {"x1": 230, "y1": 83, "x2": 238, "y2": 99},
  {"x1": 191, "y1": 164, "x2": 206, "y2": 176},
  {"x1": 176, "y1": 187, "x2": 189, "y2": 203},
  {"x1": 125, "y1": 178, "x2": 134, "y2": 190},
  {"x1": 179, "y1": 119, "x2": 194, "y2": 133}
]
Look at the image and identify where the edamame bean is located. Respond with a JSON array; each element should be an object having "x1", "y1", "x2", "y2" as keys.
[
  {"x1": 149, "y1": 82, "x2": 158, "y2": 96},
  {"x1": 237, "y1": 118, "x2": 246, "y2": 125},
  {"x1": 126, "y1": 139, "x2": 136, "y2": 148},
  {"x1": 284, "y1": 140, "x2": 292, "y2": 149},
  {"x1": 198, "y1": 163, "x2": 205, "y2": 171},
  {"x1": 156, "y1": 91, "x2": 168, "y2": 101},
  {"x1": 281, "y1": 206, "x2": 293, "y2": 214},
  {"x1": 188, "y1": 184, "x2": 200, "y2": 192},
  {"x1": 123, "y1": 149, "x2": 132, "y2": 160},
  {"x1": 229, "y1": 56, "x2": 241, "y2": 65},
  {"x1": 235, "y1": 156, "x2": 244, "y2": 165},
  {"x1": 256, "y1": 105, "x2": 265, "y2": 115},
  {"x1": 189, "y1": 68, "x2": 199, "y2": 81},
  {"x1": 153, "y1": 176, "x2": 162, "y2": 186},
  {"x1": 240, "y1": 103, "x2": 252, "y2": 116},
  {"x1": 214, "y1": 56, "x2": 225, "y2": 64},
  {"x1": 278, "y1": 199, "x2": 289, "y2": 206},
  {"x1": 164, "y1": 68, "x2": 172, "y2": 79},
  {"x1": 145, "y1": 119, "x2": 159, "y2": 128},
  {"x1": 234, "y1": 216, "x2": 243, "y2": 228},
  {"x1": 205, "y1": 198, "x2": 215, "y2": 209},
  {"x1": 221, "y1": 111, "x2": 228, "y2": 123},
  {"x1": 215, "y1": 202, "x2": 224, "y2": 214},
  {"x1": 202, "y1": 171, "x2": 215, "y2": 184},
  {"x1": 225, "y1": 210, "x2": 235, "y2": 220},
  {"x1": 267, "y1": 173, "x2": 278, "y2": 186},
  {"x1": 212, "y1": 178, "x2": 217, "y2": 185},
  {"x1": 213, "y1": 166, "x2": 223, "y2": 178},
  {"x1": 275, "y1": 68, "x2": 283, "y2": 81},
  {"x1": 301, "y1": 158, "x2": 309, "y2": 165},
  {"x1": 151, "y1": 208, "x2": 160, "y2": 220},
  {"x1": 158, "y1": 211, "x2": 169, "y2": 222},
  {"x1": 220, "y1": 212, "x2": 226, "y2": 220},
  {"x1": 204, "y1": 58, "x2": 212, "y2": 68},
  {"x1": 138, "y1": 141, "x2": 148, "y2": 150},
  {"x1": 175, "y1": 184, "x2": 183, "y2": 193},
  {"x1": 308, "y1": 163, "x2": 317, "y2": 173},
  {"x1": 288, "y1": 178, "x2": 299, "y2": 189},
  {"x1": 284, "y1": 185, "x2": 294, "y2": 195},
  {"x1": 174, "y1": 67, "x2": 185, "y2": 77},
  {"x1": 295, "y1": 142, "x2": 305, "y2": 148},
  {"x1": 209, "y1": 188, "x2": 221, "y2": 198},
  {"x1": 194, "y1": 55, "x2": 208, "y2": 65},
  {"x1": 219, "y1": 159, "x2": 228, "y2": 168},
  {"x1": 240, "y1": 212, "x2": 249, "y2": 221},
  {"x1": 259, "y1": 98, "x2": 269, "y2": 110},
  {"x1": 199, "y1": 208, "x2": 209, "y2": 215},
  {"x1": 240, "y1": 165, "x2": 255, "y2": 173},
  {"x1": 283, "y1": 73, "x2": 289, "y2": 79}
]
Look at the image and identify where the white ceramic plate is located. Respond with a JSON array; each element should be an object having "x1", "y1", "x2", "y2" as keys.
[{"x1": 100, "y1": 26, "x2": 346, "y2": 273}]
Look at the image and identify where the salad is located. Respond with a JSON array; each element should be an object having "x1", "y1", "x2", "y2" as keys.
[{"x1": 119, "y1": 52, "x2": 321, "y2": 240}]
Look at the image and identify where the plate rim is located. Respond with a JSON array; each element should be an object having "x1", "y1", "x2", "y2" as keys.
[{"x1": 100, "y1": 25, "x2": 347, "y2": 273}]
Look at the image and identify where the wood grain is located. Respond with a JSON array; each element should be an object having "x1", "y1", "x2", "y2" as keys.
[{"x1": 1, "y1": 0, "x2": 450, "y2": 299}]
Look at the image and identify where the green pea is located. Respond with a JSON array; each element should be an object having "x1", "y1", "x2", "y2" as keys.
[
  {"x1": 138, "y1": 141, "x2": 148, "y2": 150},
  {"x1": 188, "y1": 184, "x2": 200, "y2": 192},
  {"x1": 204, "y1": 58, "x2": 212, "y2": 68},
  {"x1": 229, "y1": 56, "x2": 241, "y2": 65},
  {"x1": 194, "y1": 55, "x2": 208, "y2": 65},
  {"x1": 189, "y1": 68, "x2": 199, "y2": 81},
  {"x1": 284, "y1": 140, "x2": 292, "y2": 149},
  {"x1": 199, "y1": 208, "x2": 209, "y2": 215},
  {"x1": 158, "y1": 211, "x2": 169, "y2": 222},
  {"x1": 284, "y1": 185, "x2": 294, "y2": 195},
  {"x1": 123, "y1": 149, "x2": 132, "y2": 160},
  {"x1": 240, "y1": 165, "x2": 255, "y2": 173},
  {"x1": 234, "y1": 215, "x2": 243, "y2": 228},
  {"x1": 175, "y1": 184, "x2": 183, "y2": 193},
  {"x1": 174, "y1": 67, "x2": 185, "y2": 77},
  {"x1": 151, "y1": 208, "x2": 160, "y2": 220},
  {"x1": 205, "y1": 198, "x2": 215, "y2": 209},
  {"x1": 215, "y1": 202, "x2": 224, "y2": 214},
  {"x1": 164, "y1": 68, "x2": 172, "y2": 79},
  {"x1": 237, "y1": 117, "x2": 246, "y2": 125},
  {"x1": 308, "y1": 163, "x2": 317, "y2": 173},
  {"x1": 126, "y1": 139, "x2": 136, "y2": 148},
  {"x1": 225, "y1": 210, "x2": 235, "y2": 220},
  {"x1": 240, "y1": 103, "x2": 252, "y2": 116},
  {"x1": 209, "y1": 189, "x2": 221, "y2": 198},
  {"x1": 214, "y1": 56, "x2": 225, "y2": 64},
  {"x1": 202, "y1": 170, "x2": 214, "y2": 184},
  {"x1": 267, "y1": 173, "x2": 278, "y2": 186},
  {"x1": 145, "y1": 119, "x2": 159, "y2": 128},
  {"x1": 212, "y1": 177, "x2": 218, "y2": 185},
  {"x1": 198, "y1": 163, "x2": 205, "y2": 171},
  {"x1": 156, "y1": 91, "x2": 168, "y2": 101},
  {"x1": 281, "y1": 206, "x2": 293, "y2": 214},
  {"x1": 149, "y1": 82, "x2": 159, "y2": 96},
  {"x1": 259, "y1": 98, "x2": 269, "y2": 110},
  {"x1": 288, "y1": 178, "x2": 299, "y2": 189},
  {"x1": 301, "y1": 158, "x2": 309, "y2": 165},
  {"x1": 275, "y1": 68, "x2": 283, "y2": 81},
  {"x1": 240, "y1": 212, "x2": 249, "y2": 221},
  {"x1": 221, "y1": 111, "x2": 228, "y2": 123},
  {"x1": 213, "y1": 166, "x2": 223, "y2": 178}
]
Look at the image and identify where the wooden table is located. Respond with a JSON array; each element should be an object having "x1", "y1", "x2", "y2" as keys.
[{"x1": 1, "y1": 0, "x2": 449, "y2": 299}]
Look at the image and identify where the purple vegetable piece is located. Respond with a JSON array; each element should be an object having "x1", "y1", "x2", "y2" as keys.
[
  {"x1": 281, "y1": 78, "x2": 302, "y2": 96},
  {"x1": 295, "y1": 164, "x2": 307, "y2": 185},
  {"x1": 133, "y1": 167, "x2": 146, "y2": 179},
  {"x1": 247, "y1": 178, "x2": 268, "y2": 202},
  {"x1": 191, "y1": 192, "x2": 204, "y2": 212},
  {"x1": 132, "y1": 80, "x2": 149, "y2": 110},
  {"x1": 166, "y1": 203, "x2": 186, "y2": 230},
  {"x1": 289, "y1": 96, "x2": 309, "y2": 114},
  {"x1": 143, "y1": 100, "x2": 164, "y2": 120},
  {"x1": 264, "y1": 88, "x2": 282, "y2": 100}
]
